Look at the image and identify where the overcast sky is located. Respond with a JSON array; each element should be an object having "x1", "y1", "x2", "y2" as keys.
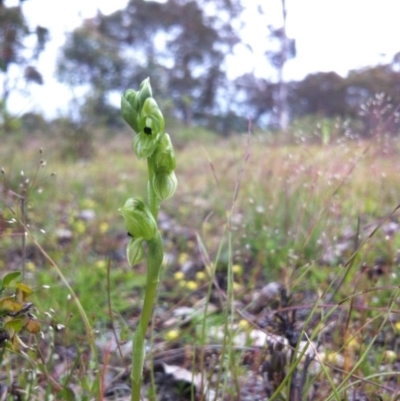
[{"x1": 4, "y1": 0, "x2": 400, "y2": 118}]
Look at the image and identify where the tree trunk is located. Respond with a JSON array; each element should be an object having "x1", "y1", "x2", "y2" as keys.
[{"x1": 278, "y1": 0, "x2": 289, "y2": 134}]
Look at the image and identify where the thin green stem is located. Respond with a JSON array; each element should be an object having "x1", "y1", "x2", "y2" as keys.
[
  {"x1": 131, "y1": 228, "x2": 163, "y2": 401},
  {"x1": 147, "y1": 157, "x2": 160, "y2": 219}
]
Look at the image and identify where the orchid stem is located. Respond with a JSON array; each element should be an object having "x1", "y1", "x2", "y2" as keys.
[{"x1": 121, "y1": 79, "x2": 175, "y2": 401}]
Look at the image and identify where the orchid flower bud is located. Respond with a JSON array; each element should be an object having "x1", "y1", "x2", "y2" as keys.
[
  {"x1": 119, "y1": 198, "x2": 157, "y2": 240},
  {"x1": 132, "y1": 131, "x2": 161, "y2": 160},
  {"x1": 121, "y1": 89, "x2": 140, "y2": 132},
  {"x1": 137, "y1": 78, "x2": 153, "y2": 111},
  {"x1": 132, "y1": 97, "x2": 165, "y2": 159},
  {"x1": 139, "y1": 98, "x2": 165, "y2": 137},
  {"x1": 152, "y1": 133, "x2": 176, "y2": 172},
  {"x1": 126, "y1": 237, "x2": 145, "y2": 266},
  {"x1": 152, "y1": 168, "x2": 178, "y2": 200}
]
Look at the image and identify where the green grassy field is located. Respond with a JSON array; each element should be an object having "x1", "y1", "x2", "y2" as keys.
[{"x1": 1, "y1": 129, "x2": 400, "y2": 400}]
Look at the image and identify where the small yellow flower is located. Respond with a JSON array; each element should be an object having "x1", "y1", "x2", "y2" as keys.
[
  {"x1": 174, "y1": 271, "x2": 185, "y2": 281},
  {"x1": 186, "y1": 281, "x2": 198, "y2": 291},
  {"x1": 238, "y1": 319, "x2": 250, "y2": 330},
  {"x1": 67, "y1": 214, "x2": 75, "y2": 225},
  {"x1": 81, "y1": 198, "x2": 96, "y2": 209},
  {"x1": 164, "y1": 329, "x2": 180, "y2": 341},
  {"x1": 383, "y1": 350, "x2": 397, "y2": 363},
  {"x1": 178, "y1": 280, "x2": 187, "y2": 288},
  {"x1": 395, "y1": 322, "x2": 400, "y2": 333},
  {"x1": 99, "y1": 222, "x2": 109, "y2": 234},
  {"x1": 233, "y1": 282, "x2": 242, "y2": 292},
  {"x1": 95, "y1": 260, "x2": 107, "y2": 269},
  {"x1": 26, "y1": 262, "x2": 36, "y2": 271},
  {"x1": 73, "y1": 220, "x2": 86, "y2": 235},
  {"x1": 346, "y1": 336, "x2": 360, "y2": 351},
  {"x1": 232, "y1": 264, "x2": 243, "y2": 275},
  {"x1": 195, "y1": 271, "x2": 207, "y2": 281},
  {"x1": 202, "y1": 222, "x2": 212, "y2": 232},
  {"x1": 178, "y1": 253, "x2": 189, "y2": 264},
  {"x1": 322, "y1": 352, "x2": 342, "y2": 365}
]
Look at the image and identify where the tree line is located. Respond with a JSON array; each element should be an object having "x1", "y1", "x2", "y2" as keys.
[{"x1": 1, "y1": 0, "x2": 400, "y2": 136}]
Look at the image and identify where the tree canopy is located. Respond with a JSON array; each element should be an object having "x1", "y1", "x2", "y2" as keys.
[
  {"x1": 57, "y1": 0, "x2": 242, "y2": 130},
  {"x1": 0, "y1": 1, "x2": 48, "y2": 99},
  {"x1": 3, "y1": 0, "x2": 399, "y2": 136}
]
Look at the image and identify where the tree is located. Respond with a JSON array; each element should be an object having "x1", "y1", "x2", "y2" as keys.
[
  {"x1": 0, "y1": 2, "x2": 48, "y2": 100},
  {"x1": 287, "y1": 64, "x2": 400, "y2": 137},
  {"x1": 289, "y1": 72, "x2": 346, "y2": 118},
  {"x1": 56, "y1": 19, "x2": 128, "y2": 126},
  {"x1": 234, "y1": 73, "x2": 277, "y2": 128},
  {"x1": 263, "y1": 0, "x2": 296, "y2": 131},
  {"x1": 57, "y1": 0, "x2": 242, "y2": 130},
  {"x1": 345, "y1": 65, "x2": 400, "y2": 136},
  {"x1": 0, "y1": 1, "x2": 48, "y2": 132}
]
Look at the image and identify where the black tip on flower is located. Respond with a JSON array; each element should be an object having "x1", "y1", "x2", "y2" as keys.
[{"x1": 144, "y1": 127, "x2": 152, "y2": 135}]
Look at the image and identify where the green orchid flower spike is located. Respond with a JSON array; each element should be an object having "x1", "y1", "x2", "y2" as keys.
[
  {"x1": 119, "y1": 198, "x2": 157, "y2": 240},
  {"x1": 119, "y1": 78, "x2": 177, "y2": 401},
  {"x1": 121, "y1": 78, "x2": 155, "y2": 134}
]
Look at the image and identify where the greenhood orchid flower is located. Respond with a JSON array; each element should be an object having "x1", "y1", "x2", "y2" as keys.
[{"x1": 119, "y1": 78, "x2": 178, "y2": 401}]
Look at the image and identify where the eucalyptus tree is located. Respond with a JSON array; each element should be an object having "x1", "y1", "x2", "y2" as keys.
[
  {"x1": 263, "y1": 0, "x2": 296, "y2": 132},
  {"x1": 0, "y1": 1, "x2": 48, "y2": 130},
  {"x1": 57, "y1": 0, "x2": 242, "y2": 129}
]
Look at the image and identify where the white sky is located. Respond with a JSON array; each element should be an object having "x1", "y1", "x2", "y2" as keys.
[{"x1": 4, "y1": 0, "x2": 400, "y2": 118}]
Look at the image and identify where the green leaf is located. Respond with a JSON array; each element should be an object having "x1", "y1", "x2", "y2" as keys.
[
  {"x1": 59, "y1": 388, "x2": 76, "y2": 401},
  {"x1": 16, "y1": 282, "x2": 34, "y2": 302},
  {"x1": 0, "y1": 296, "x2": 21, "y2": 313},
  {"x1": 16, "y1": 282, "x2": 33, "y2": 297},
  {"x1": 3, "y1": 272, "x2": 22, "y2": 288},
  {"x1": 26, "y1": 319, "x2": 41, "y2": 334},
  {"x1": 5, "y1": 317, "x2": 25, "y2": 333}
]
